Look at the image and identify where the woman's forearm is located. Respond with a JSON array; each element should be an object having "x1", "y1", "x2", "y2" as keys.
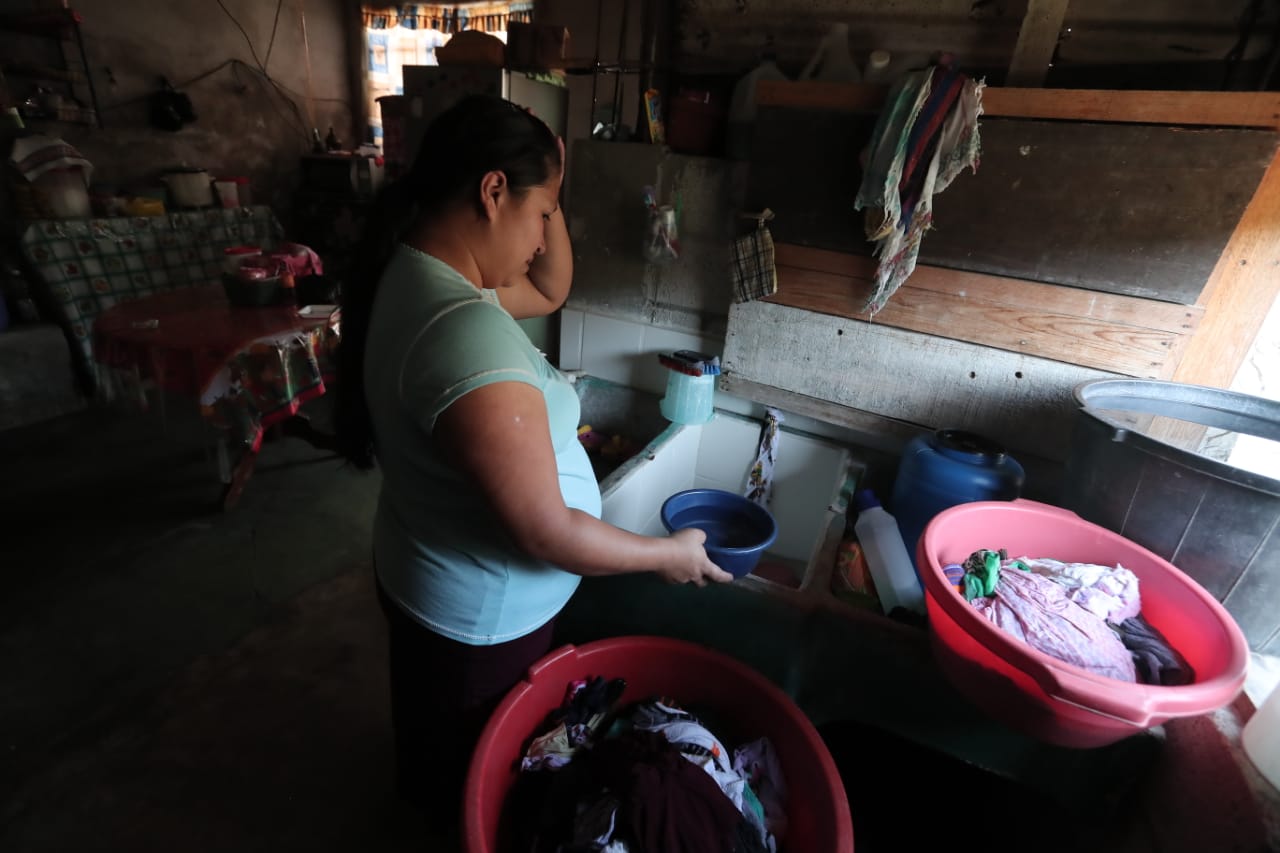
[
  {"x1": 526, "y1": 207, "x2": 572, "y2": 309},
  {"x1": 436, "y1": 383, "x2": 733, "y2": 587},
  {"x1": 519, "y1": 507, "x2": 681, "y2": 577},
  {"x1": 516, "y1": 504, "x2": 726, "y2": 586}
]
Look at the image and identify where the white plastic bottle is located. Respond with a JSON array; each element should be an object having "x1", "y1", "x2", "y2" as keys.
[
  {"x1": 1243, "y1": 684, "x2": 1280, "y2": 790},
  {"x1": 726, "y1": 52, "x2": 789, "y2": 160},
  {"x1": 852, "y1": 489, "x2": 926, "y2": 615},
  {"x1": 800, "y1": 23, "x2": 861, "y2": 83},
  {"x1": 863, "y1": 49, "x2": 892, "y2": 84}
]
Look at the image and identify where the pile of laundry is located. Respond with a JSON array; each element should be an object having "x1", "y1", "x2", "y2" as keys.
[
  {"x1": 945, "y1": 550, "x2": 1194, "y2": 686},
  {"x1": 502, "y1": 676, "x2": 787, "y2": 853}
]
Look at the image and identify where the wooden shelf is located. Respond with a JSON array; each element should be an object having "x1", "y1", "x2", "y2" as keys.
[
  {"x1": 0, "y1": 7, "x2": 101, "y2": 130},
  {"x1": 765, "y1": 243, "x2": 1201, "y2": 380},
  {"x1": 756, "y1": 80, "x2": 1280, "y2": 130}
]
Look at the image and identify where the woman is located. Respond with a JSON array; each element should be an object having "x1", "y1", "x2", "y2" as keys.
[{"x1": 335, "y1": 95, "x2": 732, "y2": 821}]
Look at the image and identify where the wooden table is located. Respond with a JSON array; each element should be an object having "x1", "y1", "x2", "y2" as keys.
[{"x1": 92, "y1": 284, "x2": 341, "y2": 509}]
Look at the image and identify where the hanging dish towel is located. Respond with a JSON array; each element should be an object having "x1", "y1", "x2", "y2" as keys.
[
  {"x1": 745, "y1": 407, "x2": 784, "y2": 507},
  {"x1": 730, "y1": 209, "x2": 777, "y2": 303},
  {"x1": 854, "y1": 60, "x2": 983, "y2": 314}
]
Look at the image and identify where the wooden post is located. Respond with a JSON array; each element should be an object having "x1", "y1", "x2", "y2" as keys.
[
  {"x1": 1142, "y1": 147, "x2": 1280, "y2": 450},
  {"x1": 1164, "y1": 145, "x2": 1280, "y2": 397},
  {"x1": 1006, "y1": 0, "x2": 1071, "y2": 87}
]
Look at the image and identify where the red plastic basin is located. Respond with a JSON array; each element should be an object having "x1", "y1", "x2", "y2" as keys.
[
  {"x1": 918, "y1": 499, "x2": 1250, "y2": 748},
  {"x1": 464, "y1": 636, "x2": 854, "y2": 852}
]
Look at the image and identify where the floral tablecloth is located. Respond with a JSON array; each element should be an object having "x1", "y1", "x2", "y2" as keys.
[
  {"x1": 19, "y1": 207, "x2": 283, "y2": 392},
  {"x1": 92, "y1": 285, "x2": 340, "y2": 451}
]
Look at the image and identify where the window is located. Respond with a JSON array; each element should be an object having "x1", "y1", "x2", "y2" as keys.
[{"x1": 361, "y1": 2, "x2": 532, "y2": 148}]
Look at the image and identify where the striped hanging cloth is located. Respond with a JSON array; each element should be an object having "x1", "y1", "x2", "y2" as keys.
[{"x1": 854, "y1": 60, "x2": 984, "y2": 314}]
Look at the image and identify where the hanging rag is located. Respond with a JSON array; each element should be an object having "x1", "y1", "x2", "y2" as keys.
[
  {"x1": 745, "y1": 407, "x2": 784, "y2": 507},
  {"x1": 853, "y1": 61, "x2": 983, "y2": 313},
  {"x1": 730, "y1": 209, "x2": 777, "y2": 304},
  {"x1": 855, "y1": 68, "x2": 934, "y2": 241}
]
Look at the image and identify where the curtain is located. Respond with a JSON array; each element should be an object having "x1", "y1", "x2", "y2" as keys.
[
  {"x1": 361, "y1": 2, "x2": 532, "y2": 148},
  {"x1": 363, "y1": 2, "x2": 532, "y2": 33}
]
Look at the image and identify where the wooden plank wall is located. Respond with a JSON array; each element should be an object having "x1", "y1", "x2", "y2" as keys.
[
  {"x1": 1174, "y1": 152, "x2": 1280, "y2": 390},
  {"x1": 750, "y1": 93, "x2": 1278, "y2": 305},
  {"x1": 768, "y1": 245, "x2": 1201, "y2": 380},
  {"x1": 721, "y1": 82, "x2": 1280, "y2": 467},
  {"x1": 919, "y1": 120, "x2": 1277, "y2": 303}
]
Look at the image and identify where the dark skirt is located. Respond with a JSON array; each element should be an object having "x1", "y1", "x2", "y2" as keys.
[{"x1": 376, "y1": 581, "x2": 556, "y2": 828}]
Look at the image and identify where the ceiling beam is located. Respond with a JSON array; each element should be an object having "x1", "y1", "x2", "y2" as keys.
[{"x1": 1006, "y1": 0, "x2": 1070, "y2": 87}]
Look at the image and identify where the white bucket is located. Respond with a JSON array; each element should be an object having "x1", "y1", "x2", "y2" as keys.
[{"x1": 1243, "y1": 685, "x2": 1280, "y2": 790}]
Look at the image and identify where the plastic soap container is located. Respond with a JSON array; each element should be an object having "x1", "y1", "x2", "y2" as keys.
[{"x1": 658, "y1": 350, "x2": 720, "y2": 425}]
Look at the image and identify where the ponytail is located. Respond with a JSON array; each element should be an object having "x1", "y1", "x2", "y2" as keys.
[{"x1": 334, "y1": 180, "x2": 419, "y2": 470}]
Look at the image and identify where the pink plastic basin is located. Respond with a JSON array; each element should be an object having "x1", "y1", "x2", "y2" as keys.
[
  {"x1": 918, "y1": 499, "x2": 1249, "y2": 748},
  {"x1": 464, "y1": 636, "x2": 854, "y2": 852}
]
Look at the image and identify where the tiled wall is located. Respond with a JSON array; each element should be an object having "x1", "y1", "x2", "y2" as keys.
[
  {"x1": 558, "y1": 307, "x2": 723, "y2": 399},
  {"x1": 560, "y1": 306, "x2": 888, "y2": 452}
]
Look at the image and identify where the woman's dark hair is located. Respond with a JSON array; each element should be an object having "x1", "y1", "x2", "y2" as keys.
[{"x1": 335, "y1": 94, "x2": 561, "y2": 470}]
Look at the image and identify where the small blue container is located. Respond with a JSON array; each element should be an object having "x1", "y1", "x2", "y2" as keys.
[
  {"x1": 890, "y1": 429, "x2": 1024, "y2": 574},
  {"x1": 660, "y1": 372, "x2": 715, "y2": 424},
  {"x1": 660, "y1": 488, "x2": 778, "y2": 578},
  {"x1": 658, "y1": 351, "x2": 720, "y2": 425}
]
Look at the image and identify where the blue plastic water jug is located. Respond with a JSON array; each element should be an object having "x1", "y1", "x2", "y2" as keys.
[{"x1": 889, "y1": 429, "x2": 1025, "y2": 575}]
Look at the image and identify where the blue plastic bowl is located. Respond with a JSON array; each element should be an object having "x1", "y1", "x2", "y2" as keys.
[{"x1": 660, "y1": 488, "x2": 779, "y2": 578}]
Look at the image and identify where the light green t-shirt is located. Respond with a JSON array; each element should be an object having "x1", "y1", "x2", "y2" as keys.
[{"x1": 364, "y1": 245, "x2": 601, "y2": 645}]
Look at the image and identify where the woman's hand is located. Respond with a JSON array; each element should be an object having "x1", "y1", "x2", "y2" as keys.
[{"x1": 657, "y1": 528, "x2": 736, "y2": 587}]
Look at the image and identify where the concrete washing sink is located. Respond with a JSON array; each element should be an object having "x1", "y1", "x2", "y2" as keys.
[{"x1": 564, "y1": 373, "x2": 1277, "y2": 851}]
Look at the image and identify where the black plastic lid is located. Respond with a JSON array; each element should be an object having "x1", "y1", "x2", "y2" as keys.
[{"x1": 935, "y1": 429, "x2": 1006, "y2": 460}]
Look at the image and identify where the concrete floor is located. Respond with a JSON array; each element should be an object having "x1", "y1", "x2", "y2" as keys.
[
  {"x1": 0, "y1": 402, "x2": 451, "y2": 852},
  {"x1": 0, "y1": 401, "x2": 1081, "y2": 853},
  {"x1": 2, "y1": 402, "x2": 1275, "y2": 853}
]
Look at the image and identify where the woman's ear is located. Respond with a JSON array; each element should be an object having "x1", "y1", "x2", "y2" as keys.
[{"x1": 479, "y1": 170, "x2": 507, "y2": 221}]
